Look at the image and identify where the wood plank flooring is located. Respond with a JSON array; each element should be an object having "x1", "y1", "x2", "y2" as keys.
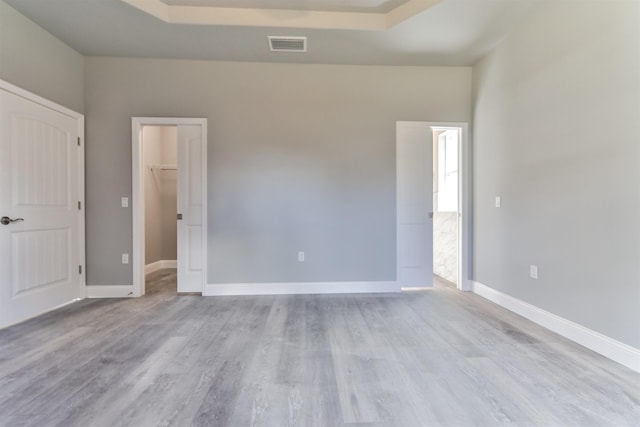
[{"x1": 0, "y1": 270, "x2": 638, "y2": 426}]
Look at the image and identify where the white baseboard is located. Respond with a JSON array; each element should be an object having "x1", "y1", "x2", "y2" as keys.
[
  {"x1": 145, "y1": 260, "x2": 177, "y2": 275},
  {"x1": 204, "y1": 281, "x2": 400, "y2": 296},
  {"x1": 86, "y1": 285, "x2": 136, "y2": 298},
  {"x1": 472, "y1": 281, "x2": 640, "y2": 373}
]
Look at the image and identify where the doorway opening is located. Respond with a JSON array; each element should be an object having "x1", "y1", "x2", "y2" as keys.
[
  {"x1": 132, "y1": 117, "x2": 207, "y2": 297},
  {"x1": 142, "y1": 126, "x2": 178, "y2": 294},
  {"x1": 396, "y1": 121, "x2": 470, "y2": 292},
  {"x1": 432, "y1": 127, "x2": 460, "y2": 288}
]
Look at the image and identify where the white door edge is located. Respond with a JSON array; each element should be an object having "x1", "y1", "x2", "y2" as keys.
[{"x1": 131, "y1": 117, "x2": 208, "y2": 296}]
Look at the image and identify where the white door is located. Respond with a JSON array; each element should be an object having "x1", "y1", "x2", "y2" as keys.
[
  {"x1": 0, "y1": 87, "x2": 82, "y2": 328},
  {"x1": 177, "y1": 125, "x2": 204, "y2": 292},
  {"x1": 396, "y1": 121, "x2": 433, "y2": 287}
]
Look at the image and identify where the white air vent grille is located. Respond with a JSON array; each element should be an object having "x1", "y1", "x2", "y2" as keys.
[{"x1": 268, "y1": 36, "x2": 307, "y2": 52}]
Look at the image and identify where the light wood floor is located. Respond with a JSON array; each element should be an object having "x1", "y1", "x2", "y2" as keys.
[{"x1": 0, "y1": 270, "x2": 638, "y2": 427}]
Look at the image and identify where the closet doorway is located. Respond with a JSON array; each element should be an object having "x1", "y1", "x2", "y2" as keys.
[
  {"x1": 132, "y1": 118, "x2": 207, "y2": 296},
  {"x1": 143, "y1": 126, "x2": 178, "y2": 289},
  {"x1": 432, "y1": 127, "x2": 460, "y2": 286}
]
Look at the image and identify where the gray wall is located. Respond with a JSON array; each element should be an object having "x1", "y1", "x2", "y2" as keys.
[
  {"x1": 472, "y1": 1, "x2": 640, "y2": 348},
  {"x1": 0, "y1": 1, "x2": 84, "y2": 113},
  {"x1": 84, "y1": 58, "x2": 471, "y2": 286}
]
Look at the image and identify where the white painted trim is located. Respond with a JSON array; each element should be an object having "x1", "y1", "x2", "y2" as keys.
[
  {"x1": 86, "y1": 285, "x2": 136, "y2": 298},
  {"x1": 145, "y1": 260, "x2": 177, "y2": 275},
  {"x1": 0, "y1": 79, "x2": 86, "y2": 302},
  {"x1": 427, "y1": 122, "x2": 471, "y2": 291},
  {"x1": 204, "y1": 281, "x2": 400, "y2": 296},
  {"x1": 121, "y1": 0, "x2": 442, "y2": 30},
  {"x1": 77, "y1": 108, "x2": 86, "y2": 299},
  {"x1": 472, "y1": 281, "x2": 640, "y2": 373},
  {"x1": 458, "y1": 124, "x2": 472, "y2": 292},
  {"x1": 132, "y1": 117, "x2": 208, "y2": 298},
  {"x1": 0, "y1": 80, "x2": 82, "y2": 118},
  {"x1": 396, "y1": 121, "x2": 471, "y2": 292}
]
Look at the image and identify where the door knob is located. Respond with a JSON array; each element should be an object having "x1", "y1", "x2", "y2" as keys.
[{"x1": 1, "y1": 216, "x2": 24, "y2": 225}]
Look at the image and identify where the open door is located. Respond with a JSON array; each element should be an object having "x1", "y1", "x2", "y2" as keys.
[
  {"x1": 177, "y1": 124, "x2": 204, "y2": 293},
  {"x1": 0, "y1": 82, "x2": 84, "y2": 327},
  {"x1": 396, "y1": 121, "x2": 433, "y2": 287}
]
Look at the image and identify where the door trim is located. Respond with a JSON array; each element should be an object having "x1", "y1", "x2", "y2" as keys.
[
  {"x1": 432, "y1": 122, "x2": 471, "y2": 292},
  {"x1": 131, "y1": 117, "x2": 208, "y2": 296},
  {"x1": 396, "y1": 121, "x2": 471, "y2": 292},
  {"x1": 0, "y1": 79, "x2": 86, "y2": 305}
]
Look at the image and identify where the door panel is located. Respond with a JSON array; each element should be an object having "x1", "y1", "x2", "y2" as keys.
[
  {"x1": 0, "y1": 88, "x2": 81, "y2": 328},
  {"x1": 12, "y1": 228, "x2": 69, "y2": 296},
  {"x1": 177, "y1": 125, "x2": 203, "y2": 292},
  {"x1": 396, "y1": 122, "x2": 433, "y2": 287}
]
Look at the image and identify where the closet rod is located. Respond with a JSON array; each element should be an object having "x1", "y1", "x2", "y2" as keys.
[{"x1": 150, "y1": 164, "x2": 177, "y2": 171}]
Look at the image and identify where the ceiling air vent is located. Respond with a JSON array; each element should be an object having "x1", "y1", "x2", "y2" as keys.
[{"x1": 268, "y1": 36, "x2": 307, "y2": 52}]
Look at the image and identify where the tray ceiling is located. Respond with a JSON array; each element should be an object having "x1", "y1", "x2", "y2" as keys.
[{"x1": 4, "y1": 0, "x2": 541, "y2": 66}]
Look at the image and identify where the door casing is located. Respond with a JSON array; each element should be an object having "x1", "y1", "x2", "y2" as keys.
[
  {"x1": 396, "y1": 121, "x2": 471, "y2": 292},
  {"x1": 131, "y1": 117, "x2": 207, "y2": 296}
]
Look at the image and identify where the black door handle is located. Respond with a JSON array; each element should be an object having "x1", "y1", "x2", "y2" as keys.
[{"x1": 1, "y1": 216, "x2": 24, "y2": 225}]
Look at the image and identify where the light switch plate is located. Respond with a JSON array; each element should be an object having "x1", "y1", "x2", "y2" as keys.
[
  {"x1": 121, "y1": 197, "x2": 129, "y2": 208},
  {"x1": 495, "y1": 196, "x2": 502, "y2": 208}
]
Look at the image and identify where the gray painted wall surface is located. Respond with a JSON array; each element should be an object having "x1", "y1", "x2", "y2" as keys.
[
  {"x1": 84, "y1": 58, "x2": 471, "y2": 286},
  {"x1": 472, "y1": 1, "x2": 640, "y2": 348},
  {"x1": 0, "y1": 1, "x2": 84, "y2": 112}
]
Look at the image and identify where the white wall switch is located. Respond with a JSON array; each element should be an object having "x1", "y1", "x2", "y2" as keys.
[
  {"x1": 298, "y1": 251, "x2": 305, "y2": 262},
  {"x1": 529, "y1": 265, "x2": 538, "y2": 279},
  {"x1": 495, "y1": 196, "x2": 502, "y2": 208},
  {"x1": 122, "y1": 253, "x2": 129, "y2": 264},
  {"x1": 121, "y1": 197, "x2": 129, "y2": 208}
]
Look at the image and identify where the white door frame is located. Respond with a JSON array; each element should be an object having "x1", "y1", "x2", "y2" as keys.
[
  {"x1": 432, "y1": 123, "x2": 471, "y2": 291},
  {"x1": 131, "y1": 117, "x2": 207, "y2": 296},
  {"x1": 397, "y1": 121, "x2": 471, "y2": 292},
  {"x1": 0, "y1": 79, "x2": 85, "y2": 301}
]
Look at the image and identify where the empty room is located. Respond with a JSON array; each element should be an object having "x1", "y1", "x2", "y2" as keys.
[{"x1": 0, "y1": 0, "x2": 638, "y2": 426}]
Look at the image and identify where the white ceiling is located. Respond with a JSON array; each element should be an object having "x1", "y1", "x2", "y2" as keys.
[{"x1": 4, "y1": 0, "x2": 541, "y2": 66}]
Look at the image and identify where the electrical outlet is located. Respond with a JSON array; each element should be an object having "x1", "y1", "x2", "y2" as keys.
[
  {"x1": 121, "y1": 197, "x2": 128, "y2": 208},
  {"x1": 122, "y1": 253, "x2": 129, "y2": 264},
  {"x1": 298, "y1": 251, "x2": 305, "y2": 262},
  {"x1": 529, "y1": 265, "x2": 538, "y2": 280},
  {"x1": 495, "y1": 196, "x2": 502, "y2": 208}
]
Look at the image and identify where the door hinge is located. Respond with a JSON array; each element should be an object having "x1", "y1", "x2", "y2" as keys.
[
  {"x1": 79, "y1": 265, "x2": 82, "y2": 274},
  {"x1": 78, "y1": 201, "x2": 82, "y2": 210},
  {"x1": 77, "y1": 137, "x2": 81, "y2": 146}
]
